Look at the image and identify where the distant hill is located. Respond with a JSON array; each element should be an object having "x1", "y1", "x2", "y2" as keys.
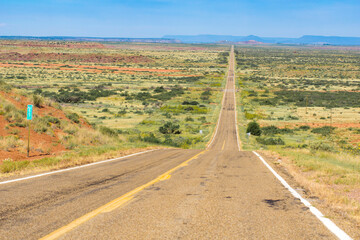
[
  {"x1": 164, "y1": 34, "x2": 360, "y2": 45},
  {"x1": 0, "y1": 36, "x2": 180, "y2": 44}
]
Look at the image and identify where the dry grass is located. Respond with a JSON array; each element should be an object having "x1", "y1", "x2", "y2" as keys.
[
  {"x1": 260, "y1": 149, "x2": 360, "y2": 229},
  {"x1": 0, "y1": 135, "x2": 25, "y2": 151},
  {"x1": 0, "y1": 145, "x2": 164, "y2": 177}
]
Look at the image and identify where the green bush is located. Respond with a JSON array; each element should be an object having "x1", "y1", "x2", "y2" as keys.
[
  {"x1": 311, "y1": 126, "x2": 336, "y2": 136},
  {"x1": 159, "y1": 122, "x2": 181, "y2": 134},
  {"x1": 244, "y1": 111, "x2": 258, "y2": 120},
  {"x1": 262, "y1": 126, "x2": 294, "y2": 135},
  {"x1": 246, "y1": 121, "x2": 261, "y2": 136},
  {"x1": 299, "y1": 125, "x2": 310, "y2": 131},
  {"x1": 261, "y1": 126, "x2": 279, "y2": 135},
  {"x1": 32, "y1": 94, "x2": 43, "y2": 108},
  {"x1": 185, "y1": 116, "x2": 194, "y2": 122},
  {"x1": 182, "y1": 101, "x2": 199, "y2": 105},
  {"x1": 142, "y1": 133, "x2": 161, "y2": 144},
  {"x1": 256, "y1": 137, "x2": 285, "y2": 145},
  {"x1": 66, "y1": 113, "x2": 80, "y2": 123},
  {"x1": 99, "y1": 126, "x2": 118, "y2": 137},
  {"x1": 310, "y1": 142, "x2": 335, "y2": 152}
]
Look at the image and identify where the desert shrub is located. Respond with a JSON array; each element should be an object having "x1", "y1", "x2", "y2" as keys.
[
  {"x1": 182, "y1": 101, "x2": 199, "y2": 105},
  {"x1": 244, "y1": 111, "x2": 258, "y2": 120},
  {"x1": 44, "y1": 116, "x2": 60, "y2": 125},
  {"x1": 32, "y1": 94, "x2": 43, "y2": 108},
  {"x1": 261, "y1": 126, "x2": 294, "y2": 135},
  {"x1": 159, "y1": 122, "x2": 181, "y2": 134},
  {"x1": 261, "y1": 126, "x2": 279, "y2": 135},
  {"x1": 200, "y1": 90, "x2": 212, "y2": 101},
  {"x1": 198, "y1": 116, "x2": 206, "y2": 123},
  {"x1": 352, "y1": 128, "x2": 360, "y2": 134},
  {"x1": 99, "y1": 126, "x2": 118, "y2": 137},
  {"x1": 142, "y1": 133, "x2": 161, "y2": 144},
  {"x1": 287, "y1": 115, "x2": 299, "y2": 120},
  {"x1": 154, "y1": 86, "x2": 166, "y2": 93},
  {"x1": 117, "y1": 109, "x2": 127, "y2": 116},
  {"x1": 163, "y1": 135, "x2": 174, "y2": 145},
  {"x1": 185, "y1": 116, "x2": 194, "y2": 122},
  {"x1": 311, "y1": 126, "x2": 336, "y2": 136},
  {"x1": 32, "y1": 117, "x2": 51, "y2": 133},
  {"x1": 63, "y1": 124, "x2": 78, "y2": 135},
  {"x1": 66, "y1": 112, "x2": 80, "y2": 123},
  {"x1": 61, "y1": 128, "x2": 111, "y2": 148},
  {"x1": 310, "y1": 142, "x2": 335, "y2": 152},
  {"x1": 163, "y1": 112, "x2": 171, "y2": 118},
  {"x1": 0, "y1": 80, "x2": 11, "y2": 92},
  {"x1": 10, "y1": 122, "x2": 26, "y2": 128},
  {"x1": 2, "y1": 103, "x2": 25, "y2": 123},
  {"x1": 246, "y1": 121, "x2": 261, "y2": 136},
  {"x1": 299, "y1": 125, "x2": 310, "y2": 131},
  {"x1": 256, "y1": 137, "x2": 285, "y2": 145},
  {"x1": 0, "y1": 135, "x2": 24, "y2": 151}
]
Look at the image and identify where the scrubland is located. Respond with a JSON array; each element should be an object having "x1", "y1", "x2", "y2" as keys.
[
  {"x1": 0, "y1": 41, "x2": 228, "y2": 175},
  {"x1": 235, "y1": 45, "x2": 360, "y2": 226}
]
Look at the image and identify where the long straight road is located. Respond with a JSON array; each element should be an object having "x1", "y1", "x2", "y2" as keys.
[{"x1": 0, "y1": 47, "x2": 348, "y2": 239}]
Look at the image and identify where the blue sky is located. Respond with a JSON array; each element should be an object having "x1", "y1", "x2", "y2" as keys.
[{"x1": 0, "y1": 0, "x2": 359, "y2": 37}]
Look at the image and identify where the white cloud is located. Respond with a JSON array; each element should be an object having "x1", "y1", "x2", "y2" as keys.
[{"x1": 0, "y1": 23, "x2": 6, "y2": 27}]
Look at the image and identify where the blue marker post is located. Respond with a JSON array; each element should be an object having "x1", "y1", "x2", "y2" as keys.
[{"x1": 27, "y1": 105, "x2": 33, "y2": 157}]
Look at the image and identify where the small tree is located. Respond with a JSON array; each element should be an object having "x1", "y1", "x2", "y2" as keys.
[
  {"x1": 159, "y1": 122, "x2": 181, "y2": 134},
  {"x1": 246, "y1": 121, "x2": 261, "y2": 136}
]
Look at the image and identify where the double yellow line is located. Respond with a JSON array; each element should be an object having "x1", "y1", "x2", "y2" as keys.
[{"x1": 41, "y1": 150, "x2": 206, "y2": 240}]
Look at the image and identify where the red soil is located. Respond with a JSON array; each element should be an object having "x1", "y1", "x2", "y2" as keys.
[
  {"x1": 106, "y1": 44, "x2": 209, "y2": 51},
  {"x1": 0, "y1": 52, "x2": 153, "y2": 64},
  {"x1": 0, "y1": 91, "x2": 90, "y2": 162},
  {"x1": 0, "y1": 115, "x2": 66, "y2": 162}
]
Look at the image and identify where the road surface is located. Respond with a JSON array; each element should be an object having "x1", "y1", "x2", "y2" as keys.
[{"x1": 0, "y1": 47, "x2": 346, "y2": 239}]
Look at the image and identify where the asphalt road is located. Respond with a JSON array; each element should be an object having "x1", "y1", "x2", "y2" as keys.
[{"x1": 0, "y1": 47, "x2": 343, "y2": 239}]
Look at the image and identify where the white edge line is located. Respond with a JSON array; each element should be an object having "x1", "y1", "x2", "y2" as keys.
[
  {"x1": 252, "y1": 151, "x2": 352, "y2": 240},
  {"x1": 0, "y1": 149, "x2": 156, "y2": 185}
]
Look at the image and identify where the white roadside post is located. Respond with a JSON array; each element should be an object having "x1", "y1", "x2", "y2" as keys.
[
  {"x1": 246, "y1": 132, "x2": 251, "y2": 142},
  {"x1": 27, "y1": 104, "x2": 33, "y2": 157}
]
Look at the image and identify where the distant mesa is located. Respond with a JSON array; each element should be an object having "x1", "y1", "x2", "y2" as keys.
[
  {"x1": 164, "y1": 34, "x2": 360, "y2": 45},
  {"x1": 237, "y1": 40, "x2": 264, "y2": 45},
  {"x1": 217, "y1": 40, "x2": 265, "y2": 45}
]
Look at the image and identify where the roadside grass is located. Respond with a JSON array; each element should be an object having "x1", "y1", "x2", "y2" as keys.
[
  {"x1": 261, "y1": 148, "x2": 360, "y2": 224},
  {"x1": 0, "y1": 142, "x2": 161, "y2": 177}
]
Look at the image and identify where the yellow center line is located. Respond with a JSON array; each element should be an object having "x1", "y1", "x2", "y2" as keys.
[
  {"x1": 222, "y1": 140, "x2": 226, "y2": 150},
  {"x1": 40, "y1": 150, "x2": 206, "y2": 240}
]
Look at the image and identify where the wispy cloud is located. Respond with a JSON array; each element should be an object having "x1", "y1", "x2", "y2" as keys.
[{"x1": 0, "y1": 23, "x2": 6, "y2": 27}]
